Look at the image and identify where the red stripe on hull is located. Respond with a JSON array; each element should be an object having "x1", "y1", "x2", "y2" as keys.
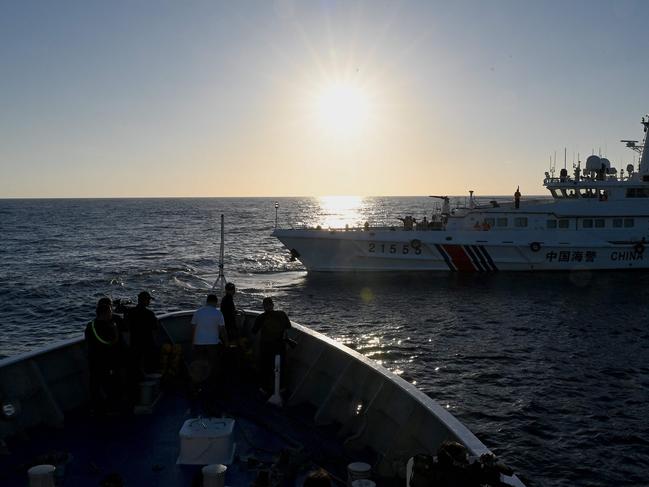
[{"x1": 442, "y1": 245, "x2": 476, "y2": 271}]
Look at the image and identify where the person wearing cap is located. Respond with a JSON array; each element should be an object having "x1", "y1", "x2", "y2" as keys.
[
  {"x1": 252, "y1": 297, "x2": 292, "y2": 393},
  {"x1": 127, "y1": 291, "x2": 159, "y2": 374},
  {"x1": 220, "y1": 282, "x2": 238, "y2": 342}
]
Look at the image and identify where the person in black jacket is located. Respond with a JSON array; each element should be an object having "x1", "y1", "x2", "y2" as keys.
[
  {"x1": 127, "y1": 291, "x2": 158, "y2": 373},
  {"x1": 252, "y1": 297, "x2": 292, "y2": 392},
  {"x1": 220, "y1": 282, "x2": 238, "y2": 342}
]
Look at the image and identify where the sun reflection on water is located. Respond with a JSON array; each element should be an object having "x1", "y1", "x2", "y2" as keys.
[{"x1": 317, "y1": 195, "x2": 365, "y2": 228}]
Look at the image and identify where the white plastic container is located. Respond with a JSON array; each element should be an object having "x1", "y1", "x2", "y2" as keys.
[
  {"x1": 202, "y1": 464, "x2": 227, "y2": 487},
  {"x1": 28, "y1": 464, "x2": 56, "y2": 487},
  {"x1": 177, "y1": 418, "x2": 236, "y2": 465},
  {"x1": 347, "y1": 462, "x2": 372, "y2": 486},
  {"x1": 138, "y1": 380, "x2": 158, "y2": 405},
  {"x1": 351, "y1": 481, "x2": 375, "y2": 487}
]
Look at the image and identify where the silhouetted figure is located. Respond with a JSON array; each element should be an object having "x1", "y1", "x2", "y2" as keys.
[
  {"x1": 252, "y1": 297, "x2": 292, "y2": 392},
  {"x1": 398, "y1": 215, "x2": 414, "y2": 230},
  {"x1": 220, "y1": 282, "x2": 238, "y2": 342},
  {"x1": 97, "y1": 296, "x2": 127, "y2": 336},
  {"x1": 128, "y1": 291, "x2": 158, "y2": 373},
  {"x1": 514, "y1": 186, "x2": 521, "y2": 209},
  {"x1": 85, "y1": 300, "x2": 126, "y2": 414}
]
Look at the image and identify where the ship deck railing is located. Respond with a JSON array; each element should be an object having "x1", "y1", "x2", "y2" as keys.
[{"x1": 284, "y1": 223, "x2": 447, "y2": 232}]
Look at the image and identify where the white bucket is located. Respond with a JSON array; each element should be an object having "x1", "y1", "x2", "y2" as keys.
[
  {"x1": 202, "y1": 463, "x2": 227, "y2": 487},
  {"x1": 347, "y1": 462, "x2": 371, "y2": 486},
  {"x1": 351, "y1": 481, "x2": 376, "y2": 487},
  {"x1": 138, "y1": 380, "x2": 158, "y2": 405},
  {"x1": 28, "y1": 464, "x2": 56, "y2": 487}
]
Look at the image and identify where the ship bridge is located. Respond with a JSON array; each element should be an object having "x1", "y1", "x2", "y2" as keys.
[{"x1": 543, "y1": 116, "x2": 649, "y2": 201}]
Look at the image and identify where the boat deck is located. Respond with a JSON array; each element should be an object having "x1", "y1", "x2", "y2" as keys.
[
  {"x1": 0, "y1": 379, "x2": 370, "y2": 486},
  {"x1": 0, "y1": 311, "x2": 525, "y2": 486}
]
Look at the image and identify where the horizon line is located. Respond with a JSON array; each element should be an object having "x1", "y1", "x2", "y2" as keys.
[{"x1": 0, "y1": 194, "x2": 540, "y2": 201}]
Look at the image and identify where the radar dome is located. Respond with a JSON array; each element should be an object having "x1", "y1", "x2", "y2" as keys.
[
  {"x1": 600, "y1": 158, "x2": 611, "y2": 169},
  {"x1": 586, "y1": 155, "x2": 602, "y2": 172},
  {"x1": 627, "y1": 164, "x2": 635, "y2": 173}
]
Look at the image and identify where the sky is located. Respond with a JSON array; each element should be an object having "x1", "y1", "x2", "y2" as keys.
[{"x1": 2, "y1": 0, "x2": 649, "y2": 198}]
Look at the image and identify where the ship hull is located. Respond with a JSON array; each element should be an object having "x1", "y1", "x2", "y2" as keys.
[{"x1": 274, "y1": 228, "x2": 648, "y2": 271}]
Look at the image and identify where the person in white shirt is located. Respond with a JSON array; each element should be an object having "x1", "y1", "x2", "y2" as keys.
[{"x1": 190, "y1": 294, "x2": 227, "y2": 394}]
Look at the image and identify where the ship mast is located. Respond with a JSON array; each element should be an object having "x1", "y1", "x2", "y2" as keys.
[
  {"x1": 640, "y1": 117, "x2": 649, "y2": 175},
  {"x1": 212, "y1": 214, "x2": 226, "y2": 293},
  {"x1": 621, "y1": 115, "x2": 649, "y2": 175}
]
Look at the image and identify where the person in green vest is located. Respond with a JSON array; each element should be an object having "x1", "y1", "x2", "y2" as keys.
[{"x1": 85, "y1": 300, "x2": 126, "y2": 415}]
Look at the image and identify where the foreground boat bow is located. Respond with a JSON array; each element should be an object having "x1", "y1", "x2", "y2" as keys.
[{"x1": 0, "y1": 310, "x2": 525, "y2": 486}]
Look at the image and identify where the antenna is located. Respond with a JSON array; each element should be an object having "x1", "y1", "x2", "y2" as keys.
[
  {"x1": 564, "y1": 147, "x2": 567, "y2": 170},
  {"x1": 274, "y1": 201, "x2": 279, "y2": 228},
  {"x1": 212, "y1": 214, "x2": 226, "y2": 293}
]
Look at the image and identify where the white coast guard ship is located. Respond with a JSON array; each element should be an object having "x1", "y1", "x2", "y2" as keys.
[{"x1": 274, "y1": 115, "x2": 649, "y2": 271}]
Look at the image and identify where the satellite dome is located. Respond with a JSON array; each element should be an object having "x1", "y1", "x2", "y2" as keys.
[
  {"x1": 627, "y1": 164, "x2": 635, "y2": 173},
  {"x1": 600, "y1": 158, "x2": 611, "y2": 169},
  {"x1": 586, "y1": 155, "x2": 601, "y2": 172},
  {"x1": 608, "y1": 167, "x2": 617, "y2": 175}
]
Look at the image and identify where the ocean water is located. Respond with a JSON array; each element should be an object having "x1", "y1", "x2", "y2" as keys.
[{"x1": 1, "y1": 197, "x2": 649, "y2": 487}]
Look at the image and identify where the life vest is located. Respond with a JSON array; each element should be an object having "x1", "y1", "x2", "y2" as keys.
[{"x1": 89, "y1": 320, "x2": 118, "y2": 346}]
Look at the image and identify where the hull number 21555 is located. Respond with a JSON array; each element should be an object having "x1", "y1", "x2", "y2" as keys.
[{"x1": 368, "y1": 242, "x2": 422, "y2": 255}]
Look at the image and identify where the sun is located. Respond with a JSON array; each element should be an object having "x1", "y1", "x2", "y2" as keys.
[{"x1": 313, "y1": 81, "x2": 372, "y2": 138}]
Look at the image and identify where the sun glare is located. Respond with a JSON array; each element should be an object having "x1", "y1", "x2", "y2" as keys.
[
  {"x1": 314, "y1": 82, "x2": 372, "y2": 138},
  {"x1": 318, "y1": 195, "x2": 364, "y2": 228}
]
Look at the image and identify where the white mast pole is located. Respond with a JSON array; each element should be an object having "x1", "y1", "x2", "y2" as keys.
[{"x1": 212, "y1": 214, "x2": 226, "y2": 293}]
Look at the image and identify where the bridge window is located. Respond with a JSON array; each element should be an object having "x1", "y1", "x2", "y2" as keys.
[
  {"x1": 547, "y1": 220, "x2": 557, "y2": 229},
  {"x1": 624, "y1": 218, "x2": 635, "y2": 228},
  {"x1": 514, "y1": 217, "x2": 528, "y2": 227},
  {"x1": 558, "y1": 219, "x2": 569, "y2": 229},
  {"x1": 579, "y1": 188, "x2": 597, "y2": 198},
  {"x1": 595, "y1": 219, "x2": 605, "y2": 228},
  {"x1": 626, "y1": 188, "x2": 649, "y2": 198},
  {"x1": 613, "y1": 218, "x2": 623, "y2": 228},
  {"x1": 582, "y1": 219, "x2": 593, "y2": 228},
  {"x1": 497, "y1": 217, "x2": 508, "y2": 227}
]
